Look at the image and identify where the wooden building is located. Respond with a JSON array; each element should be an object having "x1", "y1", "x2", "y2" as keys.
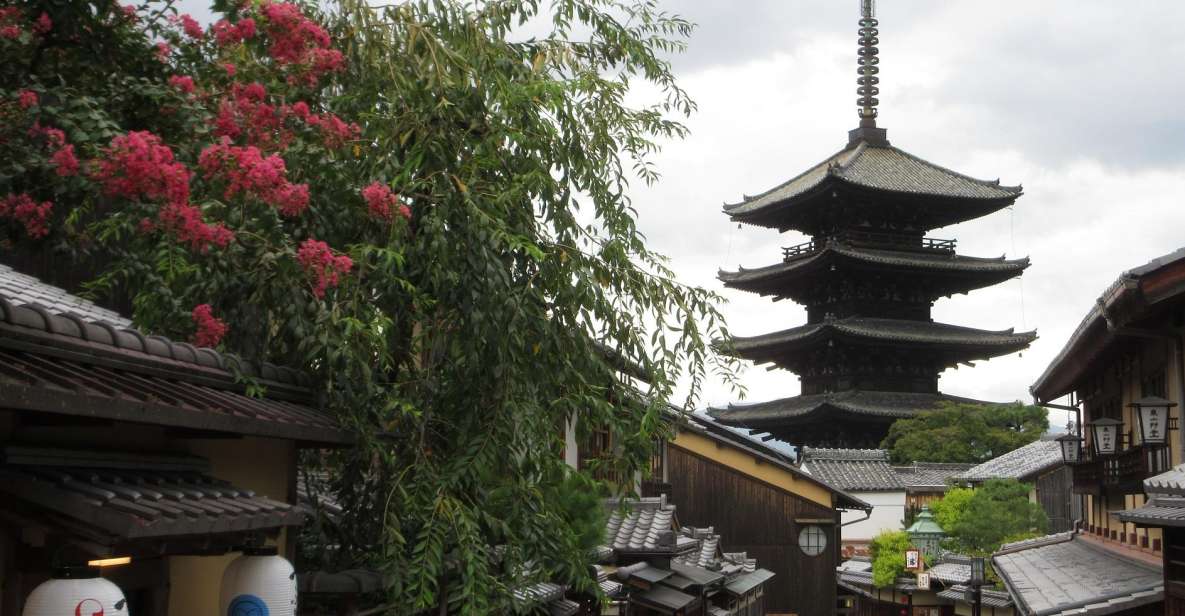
[
  {"x1": 1027, "y1": 246, "x2": 1185, "y2": 614},
  {"x1": 0, "y1": 264, "x2": 349, "y2": 615},
  {"x1": 708, "y1": 0, "x2": 1034, "y2": 448},
  {"x1": 659, "y1": 416, "x2": 871, "y2": 616}
]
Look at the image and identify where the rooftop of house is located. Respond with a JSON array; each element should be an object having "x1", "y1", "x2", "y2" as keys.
[
  {"x1": 0, "y1": 263, "x2": 348, "y2": 444},
  {"x1": 800, "y1": 448, "x2": 905, "y2": 492},
  {"x1": 992, "y1": 533, "x2": 1163, "y2": 616},
  {"x1": 894, "y1": 462, "x2": 975, "y2": 490},
  {"x1": 954, "y1": 440, "x2": 1063, "y2": 484}
]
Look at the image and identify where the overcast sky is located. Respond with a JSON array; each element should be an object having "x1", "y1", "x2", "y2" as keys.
[{"x1": 625, "y1": 1, "x2": 1185, "y2": 427}]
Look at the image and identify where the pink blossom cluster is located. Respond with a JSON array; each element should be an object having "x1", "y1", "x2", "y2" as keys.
[
  {"x1": 361, "y1": 182, "x2": 410, "y2": 222},
  {"x1": 169, "y1": 75, "x2": 196, "y2": 95},
  {"x1": 211, "y1": 17, "x2": 256, "y2": 47},
  {"x1": 0, "y1": 7, "x2": 24, "y2": 39},
  {"x1": 155, "y1": 41, "x2": 171, "y2": 61},
  {"x1": 157, "y1": 202, "x2": 234, "y2": 252},
  {"x1": 92, "y1": 131, "x2": 191, "y2": 204},
  {"x1": 28, "y1": 123, "x2": 79, "y2": 177},
  {"x1": 296, "y1": 238, "x2": 352, "y2": 298},
  {"x1": 0, "y1": 193, "x2": 53, "y2": 238},
  {"x1": 288, "y1": 101, "x2": 359, "y2": 148},
  {"x1": 191, "y1": 304, "x2": 228, "y2": 347},
  {"x1": 198, "y1": 138, "x2": 310, "y2": 217},
  {"x1": 214, "y1": 82, "x2": 294, "y2": 150},
  {"x1": 260, "y1": 2, "x2": 344, "y2": 84},
  {"x1": 179, "y1": 14, "x2": 203, "y2": 40},
  {"x1": 17, "y1": 89, "x2": 37, "y2": 109}
]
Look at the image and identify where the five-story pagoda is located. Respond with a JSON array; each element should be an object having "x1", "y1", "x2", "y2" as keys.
[{"x1": 709, "y1": 0, "x2": 1036, "y2": 448}]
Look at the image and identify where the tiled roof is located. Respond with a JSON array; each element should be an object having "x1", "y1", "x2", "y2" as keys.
[
  {"x1": 0, "y1": 264, "x2": 131, "y2": 328},
  {"x1": 927, "y1": 555, "x2": 973, "y2": 584},
  {"x1": 719, "y1": 243, "x2": 1029, "y2": 298},
  {"x1": 0, "y1": 446, "x2": 304, "y2": 542},
  {"x1": 1117, "y1": 496, "x2": 1185, "y2": 528},
  {"x1": 1142, "y1": 462, "x2": 1185, "y2": 496},
  {"x1": 955, "y1": 440, "x2": 1063, "y2": 483},
  {"x1": 993, "y1": 533, "x2": 1163, "y2": 616},
  {"x1": 895, "y1": 462, "x2": 974, "y2": 490},
  {"x1": 801, "y1": 448, "x2": 905, "y2": 491},
  {"x1": 937, "y1": 585, "x2": 1014, "y2": 608},
  {"x1": 724, "y1": 142, "x2": 1021, "y2": 222},
  {"x1": 726, "y1": 317, "x2": 1036, "y2": 362},
  {"x1": 710, "y1": 390, "x2": 995, "y2": 425},
  {"x1": 0, "y1": 268, "x2": 348, "y2": 444},
  {"x1": 602, "y1": 496, "x2": 697, "y2": 555}
]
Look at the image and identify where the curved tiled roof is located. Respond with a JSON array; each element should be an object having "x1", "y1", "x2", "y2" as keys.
[
  {"x1": 0, "y1": 264, "x2": 132, "y2": 328},
  {"x1": 800, "y1": 448, "x2": 904, "y2": 491},
  {"x1": 1143, "y1": 463, "x2": 1185, "y2": 496},
  {"x1": 954, "y1": 440, "x2": 1062, "y2": 483},
  {"x1": 723, "y1": 142, "x2": 1021, "y2": 224},
  {"x1": 0, "y1": 267, "x2": 347, "y2": 443},
  {"x1": 718, "y1": 243, "x2": 1029, "y2": 298},
  {"x1": 895, "y1": 462, "x2": 975, "y2": 489},
  {"x1": 709, "y1": 390, "x2": 994, "y2": 426},
  {"x1": 724, "y1": 318, "x2": 1036, "y2": 365}
]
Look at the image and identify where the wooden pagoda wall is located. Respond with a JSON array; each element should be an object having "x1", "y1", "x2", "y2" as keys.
[{"x1": 665, "y1": 443, "x2": 840, "y2": 616}]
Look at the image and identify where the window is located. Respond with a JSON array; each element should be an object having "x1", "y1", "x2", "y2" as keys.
[{"x1": 799, "y1": 525, "x2": 827, "y2": 556}]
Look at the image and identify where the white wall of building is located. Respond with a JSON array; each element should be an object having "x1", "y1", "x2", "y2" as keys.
[{"x1": 842, "y1": 490, "x2": 906, "y2": 542}]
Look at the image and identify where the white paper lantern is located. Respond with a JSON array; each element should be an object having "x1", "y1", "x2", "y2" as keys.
[
  {"x1": 23, "y1": 567, "x2": 129, "y2": 616},
  {"x1": 220, "y1": 548, "x2": 297, "y2": 616}
]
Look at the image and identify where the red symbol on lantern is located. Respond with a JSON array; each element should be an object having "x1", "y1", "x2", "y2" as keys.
[{"x1": 75, "y1": 599, "x2": 104, "y2": 616}]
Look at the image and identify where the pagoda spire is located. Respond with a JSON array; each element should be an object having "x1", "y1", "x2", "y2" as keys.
[
  {"x1": 850, "y1": 0, "x2": 889, "y2": 146},
  {"x1": 856, "y1": 0, "x2": 880, "y2": 125}
]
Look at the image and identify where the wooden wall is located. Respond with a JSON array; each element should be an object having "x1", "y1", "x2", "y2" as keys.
[
  {"x1": 1034, "y1": 467, "x2": 1075, "y2": 533},
  {"x1": 666, "y1": 444, "x2": 840, "y2": 616}
]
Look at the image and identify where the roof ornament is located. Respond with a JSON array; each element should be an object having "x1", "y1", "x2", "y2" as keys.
[
  {"x1": 857, "y1": 0, "x2": 880, "y2": 125},
  {"x1": 849, "y1": 0, "x2": 890, "y2": 146}
]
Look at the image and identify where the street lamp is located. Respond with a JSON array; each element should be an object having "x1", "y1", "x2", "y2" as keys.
[
  {"x1": 1056, "y1": 432, "x2": 1084, "y2": 464},
  {"x1": 969, "y1": 557, "x2": 986, "y2": 616},
  {"x1": 1090, "y1": 418, "x2": 1123, "y2": 456},
  {"x1": 1131, "y1": 396, "x2": 1176, "y2": 446}
]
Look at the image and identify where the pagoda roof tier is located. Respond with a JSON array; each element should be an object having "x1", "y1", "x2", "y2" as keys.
[
  {"x1": 723, "y1": 317, "x2": 1036, "y2": 369},
  {"x1": 722, "y1": 141, "x2": 1021, "y2": 233},
  {"x1": 718, "y1": 242, "x2": 1029, "y2": 300},
  {"x1": 708, "y1": 390, "x2": 995, "y2": 428}
]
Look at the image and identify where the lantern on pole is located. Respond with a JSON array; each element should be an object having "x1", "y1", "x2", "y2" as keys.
[
  {"x1": 1131, "y1": 396, "x2": 1176, "y2": 446},
  {"x1": 1089, "y1": 418, "x2": 1123, "y2": 456},
  {"x1": 220, "y1": 547, "x2": 298, "y2": 616},
  {"x1": 22, "y1": 566, "x2": 128, "y2": 616},
  {"x1": 1057, "y1": 432, "x2": 1084, "y2": 464}
]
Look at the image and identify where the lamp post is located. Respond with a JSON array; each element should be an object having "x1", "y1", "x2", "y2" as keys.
[
  {"x1": 1057, "y1": 432, "x2": 1084, "y2": 464},
  {"x1": 1131, "y1": 396, "x2": 1176, "y2": 446},
  {"x1": 969, "y1": 557, "x2": 985, "y2": 616},
  {"x1": 1089, "y1": 418, "x2": 1123, "y2": 456}
]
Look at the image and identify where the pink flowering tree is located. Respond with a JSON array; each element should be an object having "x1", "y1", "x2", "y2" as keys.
[{"x1": 0, "y1": 0, "x2": 739, "y2": 612}]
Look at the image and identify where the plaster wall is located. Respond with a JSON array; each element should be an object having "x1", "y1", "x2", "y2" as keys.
[{"x1": 842, "y1": 490, "x2": 906, "y2": 541}]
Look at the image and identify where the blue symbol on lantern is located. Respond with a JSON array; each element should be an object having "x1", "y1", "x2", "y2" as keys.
[{"x1": 228, "y1": 594, "x2": 269, "y2": 616}]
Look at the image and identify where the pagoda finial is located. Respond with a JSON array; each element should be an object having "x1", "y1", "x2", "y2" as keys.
[{"x1": 857, "y1": 0, "x2": 880, "y2": 126}]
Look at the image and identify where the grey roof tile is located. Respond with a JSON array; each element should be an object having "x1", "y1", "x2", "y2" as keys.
[
  {"x1": 937, "y1": 585, "x2": 1014, "y2": 608},
  {"x1": 1143, "y1": 463, "x2": 1185, "y2": 496},
  {"x1": 0, "y1": 264, "x2": 131, "y2": 327},
  {"x1": 1117, "y1": 496, "x2": 1185, "y2": 527},
  {"x1": 719, "y1": 243, "x2": 1029, "y2": 295},
  {"x1": 955, "y1": 440, "x2": 1063, "y2": 483},
  {"x1": 724, "y1": 142, "x2": 1021, "y2": 217},
  {"x1": 711, "y1": 390, "x2": 996, "y2": 425},
  {"x1": 992, "y1": 534, "x2": 1163, "y2": 616},
  {"x1": 801, "y1": 448, "x2": 905, "y2": 491},
  {"x1": 895, "y1": 462, "x2": 975, "y2": 489},
  {"x1": 728, "y1": 317, "x2": 1036, "y2": 355}
]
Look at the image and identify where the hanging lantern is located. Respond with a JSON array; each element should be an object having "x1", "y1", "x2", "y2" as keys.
[
  {"x1": 1131, "y1": 396, "x2": 1176, "y2": 446},
  {"x1": 1090, "y1": 418, "x2": 1123, "y2": 456},
  {"x1": 1056, "y1": 432, "x2": 1084, "y2": 464},
  {"x1": 22, "y1": 566, "x2": 128, "y2": 616},
  {"x1": 220, "y1": 547, "x2": 297, "y2": 616}
]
